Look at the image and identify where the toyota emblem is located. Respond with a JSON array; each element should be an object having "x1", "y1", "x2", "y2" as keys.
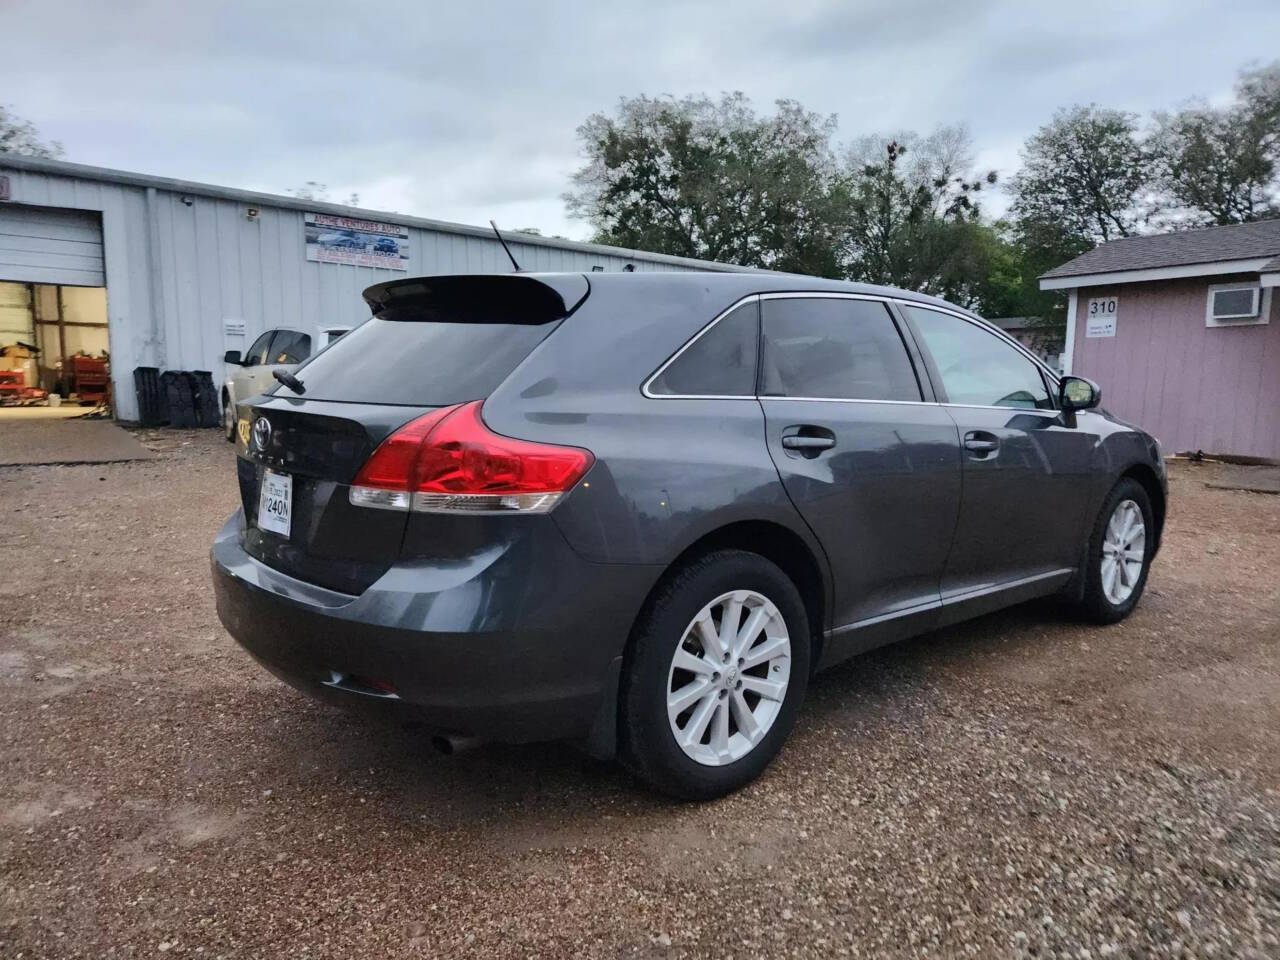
[{"x1": 251, "y1": 416, "x2": 272, "y2": 453}]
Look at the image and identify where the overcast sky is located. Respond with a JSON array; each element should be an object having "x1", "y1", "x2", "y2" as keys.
[{"x1": 5, "y1": 0, "x2": 1279, "y2": 240}]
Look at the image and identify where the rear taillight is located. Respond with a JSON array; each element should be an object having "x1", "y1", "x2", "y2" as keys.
[
  {"x1": 347, "y1": 404, "x2": 460, "y2": 511},
  {"x1": 349, "y1": 401, "x2": 594, "y2": 514}
]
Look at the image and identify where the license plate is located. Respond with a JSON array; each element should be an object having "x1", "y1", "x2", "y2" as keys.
[{"x1": 258, "y1": 469, "x2": 293, "y2": 537}]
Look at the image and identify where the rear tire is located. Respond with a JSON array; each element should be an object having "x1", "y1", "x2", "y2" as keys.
[
  {"x1": 1076, "y1": 477, "x2": 1154, "y2": 624},
  {"x1": 620, "y1": 550, "x2": 810, "y2": 800}
]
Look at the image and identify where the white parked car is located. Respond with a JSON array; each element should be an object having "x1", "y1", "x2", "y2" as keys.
[{"x1": 222, "y1": 329, "x2": 312, "y2": 440}]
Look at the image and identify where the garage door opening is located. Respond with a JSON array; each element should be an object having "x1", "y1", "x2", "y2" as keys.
[
  {"x1": 0, "y1": 203, "x2": 110, "y2": 421},
  {"x1": 1, "y1": 281, "x2": 110, "y2": 419}
]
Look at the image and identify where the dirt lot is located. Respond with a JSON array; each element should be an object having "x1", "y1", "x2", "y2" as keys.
[{"x1": 1, "y1": 431, "x2": 1277, "y2": 959}]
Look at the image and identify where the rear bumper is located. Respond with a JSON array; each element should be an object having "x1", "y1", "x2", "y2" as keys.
[{"x1": 211, "y1": 511, "x2": 659, "y2": 744}]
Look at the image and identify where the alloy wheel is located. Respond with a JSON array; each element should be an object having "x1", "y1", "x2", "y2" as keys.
[
  {"x1": 1101, "y1": 498, "x2": 1146, "y2": 605},
  {"x1": 666, "y1": 589, "x2": 791, "y2": 767}
]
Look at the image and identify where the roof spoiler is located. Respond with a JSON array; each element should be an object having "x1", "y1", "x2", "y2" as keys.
[{"x1": 362, "y1": 274, "x2": 589, "y2": 320}]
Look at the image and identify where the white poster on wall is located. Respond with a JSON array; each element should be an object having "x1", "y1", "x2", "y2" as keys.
[{"x1": 1086, "y1": 296, "x2": 1118, "y2": 337}]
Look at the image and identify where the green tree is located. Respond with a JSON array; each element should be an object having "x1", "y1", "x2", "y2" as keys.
[
  {"x1": 1010, "y1": 105, "x2": 1150, "y2": 245},
  {"x1": 845, "y1": 125, "x2": 992, "y2": 220},
  {"x1": 1237, "y1": 61, "x2": 1280, "y2": 144},
  {"x1": 842, "y1": 133, "x2": 998, "y2": 306},
  {"x1": 565, "y1": 93, "x2": 847, "y2": 276},
  {"x1": 1149, "y1": 62, "x2": 1280, "y2": 225},
  {"x1": 0, "y1": 105, "x2": 62, "y2": 159},
  {"x1": 972, "y1": 217, "x2": 1091, "y2": 355}
]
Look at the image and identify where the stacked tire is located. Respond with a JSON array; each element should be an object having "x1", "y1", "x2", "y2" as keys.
[{"x1": 136, "y1": 368, "x2": 221, "y2": 428}]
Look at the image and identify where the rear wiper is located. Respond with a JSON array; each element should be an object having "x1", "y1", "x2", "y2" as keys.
[{"x1": 272, "y1": 369, "x2": 306, "y2": 394}]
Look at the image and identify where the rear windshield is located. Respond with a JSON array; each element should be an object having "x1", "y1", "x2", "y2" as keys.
[
  {"x1": 286, "y1": 315, "x2": 556, "y2": 406},
  {"x1": 286, "y1": 277, "x2": 577, "y2": 406}
]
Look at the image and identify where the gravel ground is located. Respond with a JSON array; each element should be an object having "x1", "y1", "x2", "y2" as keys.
[{"x1": 1, "y1": 431, "x2": 1277, "y2": 959}]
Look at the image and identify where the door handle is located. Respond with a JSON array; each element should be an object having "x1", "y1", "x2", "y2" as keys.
[
  {"x1": 962, "y1": 431, "x2": 999, "y2": 455},
  {"x1": 781, "y1": 435, "x2": 836, "y2": 451},
  {"x1": 780, "y1": 425, "x2": 837, "y2": 459}
]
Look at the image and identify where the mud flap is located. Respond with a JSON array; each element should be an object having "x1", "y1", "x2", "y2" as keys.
[{"x1": 581, "y1": 655, "x2": 623, "y2": 760}]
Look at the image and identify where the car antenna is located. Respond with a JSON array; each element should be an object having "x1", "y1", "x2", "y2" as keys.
[{"x1": 489, "y1": 220, "x2": 522, "y2": 272}]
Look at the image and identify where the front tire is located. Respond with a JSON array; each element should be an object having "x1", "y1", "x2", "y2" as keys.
[
  {"x1": 1076, "y1": 477, "x2": 1154, "y2": 624},
  {"x1": 620, "y1": 550, "x2": 810, "y2": 800}
]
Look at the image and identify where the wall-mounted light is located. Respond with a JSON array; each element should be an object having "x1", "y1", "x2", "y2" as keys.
[
  {"x1": 246, "y1": 206, "x2": 260, "y2": 221},
  {"x1": 180, "y1": 195, "x2": 194, "y2": 207}
]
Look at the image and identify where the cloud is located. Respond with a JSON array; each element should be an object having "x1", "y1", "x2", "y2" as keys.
[{"x1": 3, "y1": 0, "x2": 1277, "y2": 240}]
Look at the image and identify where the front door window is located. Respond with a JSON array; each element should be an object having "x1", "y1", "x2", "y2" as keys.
[{"x1": 903, "y1": 306, "x2": 1052, "y2": 409}]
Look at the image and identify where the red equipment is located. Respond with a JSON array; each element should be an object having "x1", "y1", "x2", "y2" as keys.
[{"x1": 71, "y1": 356, "x2": 110, "y2": 405}]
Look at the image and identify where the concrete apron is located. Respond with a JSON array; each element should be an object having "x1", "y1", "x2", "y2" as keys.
[{"x1": 0, "y1": 419, "x2": 154, "y2": 466}]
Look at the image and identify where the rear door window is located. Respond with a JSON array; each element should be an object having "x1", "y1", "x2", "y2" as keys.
[
  {"x1": 761, "y1": 297, "x2": 921, "y2": 401},
  {"x1": 647, "y1": 300, "x2": 759, "y2": 397},
  {"x1": 903, "y1": 306, "x2": 1053, "y2": 409}
]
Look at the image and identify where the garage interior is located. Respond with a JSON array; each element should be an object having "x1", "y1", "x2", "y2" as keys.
[
  {"x1": 0, "y1": 281, "x2": 110, "y2": 418},
  {"x1": 0, "y1": 202, "x2": 110, "y2": 421}
]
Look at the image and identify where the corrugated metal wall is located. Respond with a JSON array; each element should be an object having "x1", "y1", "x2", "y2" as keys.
[{"x1": 0, "y1": 163, "x2": 728, "y2": 420}]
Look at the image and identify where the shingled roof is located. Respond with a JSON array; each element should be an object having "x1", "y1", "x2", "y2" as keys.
[{"x1": 1041, "y1": 219, "x2": 1280, "y2": 280}]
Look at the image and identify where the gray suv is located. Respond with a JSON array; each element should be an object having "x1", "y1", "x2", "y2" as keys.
[{"x1": 211, "y1": 272, "x2": 1166, "y2": 799}]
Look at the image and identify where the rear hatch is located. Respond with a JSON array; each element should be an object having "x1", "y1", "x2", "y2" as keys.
[{"x1": 236, "y1": 274, "x2": 588, "y2": 594}]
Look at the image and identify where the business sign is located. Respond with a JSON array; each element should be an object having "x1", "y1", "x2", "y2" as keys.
[
  {"x1": 304, "y1": 212, "x2": 409, "y2": 270},
  {"x1": 223, "y1": 318, "x2": 246, "y2": 337},
  {"x1": 1085, "y1": 296, "x2": 1118, "y2": 338}
]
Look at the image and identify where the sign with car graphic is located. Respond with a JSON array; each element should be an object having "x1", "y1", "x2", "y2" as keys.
[{"x1": 304, "y1": 212, "x2": 409, "y2": 269}]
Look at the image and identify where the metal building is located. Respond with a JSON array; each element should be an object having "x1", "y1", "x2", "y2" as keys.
[{"x1": 0, "y1": 154, "x2": 746, "y2": 421}]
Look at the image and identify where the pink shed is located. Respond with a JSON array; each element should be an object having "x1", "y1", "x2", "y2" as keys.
[{"x1": 1067, "y1": 279, "x2": 1280, "y2": 460}]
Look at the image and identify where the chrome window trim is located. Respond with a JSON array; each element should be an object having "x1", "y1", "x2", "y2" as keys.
[
  {"x1": 892, "y1": 298, "x2": 1063, "y2": 388},
  {"x1": 759, "y1": 291, "x2": 896, "y2": 303},
  {"x1": 940, "y1": 402, "x2": 1060, "y2": 414},
  {"x1": 759, "y1": 395, "x2": 934, "y2": 407},
  {"x1": 640, "y1": 294, "x2": 761, "y2": 400},
  {"x1": 640, "y1": 290, "x2": 1064, "y2": 406},
  {"x1": 642, "y1": 291, "x2": 910, "y2": 400},
  {"x1": 641, "y1": 393, "x2": 760, "y2": 401},
  {"x1": 762, "y1": 397, "x2": 1061, "y2": 413}
]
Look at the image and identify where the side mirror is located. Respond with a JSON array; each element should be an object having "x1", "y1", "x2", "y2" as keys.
[
  {"x1": 1059, "y1": 375, "x2": 1101, "y2": 412},
  {"x1": 223, "y1": 350, "x2": 243, "y2": 365}
]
